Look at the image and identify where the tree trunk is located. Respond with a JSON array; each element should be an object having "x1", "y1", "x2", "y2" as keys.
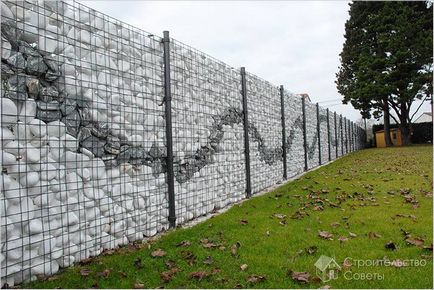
[
  {"x1": 383, "y1": 99, "x2": 393, "y2": 147},
  {"x1": 399, "y1": 104, "x2": 412, "y2": 146}
]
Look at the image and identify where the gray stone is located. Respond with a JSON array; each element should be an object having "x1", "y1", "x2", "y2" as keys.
[
  {"x1": 148, "y1": 142, "x2": 166, "y2": 159},
  {"x1": 61, "y1": 110, "x2": 81, "y2": 137},
  {"x1": 43, "y1": 57, "x2": 61, "y2": 82},
  {"x1": 80, "y1": 135, "x2": 105, "y2": 158},
  {"x1": 39, "y1": 86, "x2": 59, "y2": 102},
  {"x1": 26, "y1": 55, "x2": 48, "y2": 76},
  {"x1": 18, "y1": 41, "x2": 40, "y2": 58},
  {"x1": 60, "y1": 98, "x2": 77, "y2": 116},
  {"x1": 6, "y1": 73, "x2": 28, "y2": 101},
  {"x1": 1, "y1": 20, "x2": 22, "y2": 49},
  {"x1": 1, "y1": 63, "x2": 14, "y2": 76},
  {"x1": 36, "y1": 109, "x2": 62, "y2": 122},
  {"x1": 77, "y1": 126, "x2": 92, "y2": 142},
  {"x1": 6, "y1": 52, "x2": 26, "y2": 71},
  {"x1": 91, "y1": 122, "x2": 109, "y2": 139},
  {"x1": 79, "y1": 107, "x2": 92, "y2": 126},
  {"x1": 116, "y1": 145, "x2": 130, "y2": 163},
  {"x1": 104, "y1": 135, "x2": 120, "y2": 154}
]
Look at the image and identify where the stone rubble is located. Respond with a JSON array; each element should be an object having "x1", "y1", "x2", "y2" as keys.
[{"x1": 0, "y1": 0, "x2": 365, "y2": 287}]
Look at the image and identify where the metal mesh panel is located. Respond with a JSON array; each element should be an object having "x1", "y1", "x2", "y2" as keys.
[
  {"x1": 245, "y1": 73, "x2": 283, "y2": 194},
  {"x1": 169, "y1": 39, "x2": 246, "y2": 224},
  {"x1": 329, "y1": 111, "x2": 337, "y2": 160},
  {"x1": 318, "y1": 106, "x2": 329, "y2": 164},
  {"x1": 0, "y1": 0, "x2": 367, "y2": 286},
  {"x1": 1, "y1": 0, "x2": 167, "y2": 285},
  {"x1": 283, "y1": 91, "x2": 304, "y2": 178},
  {"x1": 304, "y1": 101, "x2": 319, "y2": 169}
]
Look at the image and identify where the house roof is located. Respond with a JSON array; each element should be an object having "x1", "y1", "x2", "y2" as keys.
[
  {"x1": 414, "y1": 112, "x2": 433, "y2": 123},
  {"x1": 314, "y1": 255, "x2": 340, "y2": 271}
]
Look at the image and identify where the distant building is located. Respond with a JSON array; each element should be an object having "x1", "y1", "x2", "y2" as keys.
[
  {"x1": 414, "y1": 112, "x2": 433, "y2": 123},
  {"x1": 375, "y1": 128, "x2": 402, "y2": 147},
  {"x1": 297, "y1": 93, "x2": 311, "y2": 102}
]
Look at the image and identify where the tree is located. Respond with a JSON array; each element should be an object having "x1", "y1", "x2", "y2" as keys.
[{"x1": 336, "y1": 1, "x2": 433, "y2": 146}]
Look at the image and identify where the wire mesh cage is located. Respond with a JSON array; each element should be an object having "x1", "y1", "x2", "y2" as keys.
[
  {"x1": 0, "y1": 0, "x2": 367, "y2": 286},
  {"x1": 1, "y1": 0, "x2": 168, "y2": 285},
  {"x1": 245, "y1": 72, "x2": 283, "y2": 194},
  {"x1": 169, "y1": 38, "x2": 246, "y2": 224},
  {"x1": 283, "y1": 91, "x2": 305, "y2": 178}
]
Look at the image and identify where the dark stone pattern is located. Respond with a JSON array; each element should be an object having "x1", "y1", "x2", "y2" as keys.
[{"x1": 174, "y1": 108, "x2": 244, "y2": 183}]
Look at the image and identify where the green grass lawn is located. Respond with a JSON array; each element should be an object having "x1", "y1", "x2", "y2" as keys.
[{"x1": 26, "y1": 146, "x2": 433, "y2": 289}]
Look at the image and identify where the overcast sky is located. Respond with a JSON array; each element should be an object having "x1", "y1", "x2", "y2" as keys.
[{"x1": 82, "y1": 0, "x2": 431, "y2": 123}]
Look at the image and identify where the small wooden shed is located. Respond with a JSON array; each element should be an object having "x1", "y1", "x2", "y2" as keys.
[{"x1": 375, "y1": 128, "x2": 402, "y2": 147}]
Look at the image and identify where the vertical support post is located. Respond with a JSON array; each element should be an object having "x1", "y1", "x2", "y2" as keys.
[
  {"x1": 345, "y1": 118, "x2": 348, "y2": 153},
  {"x1": 340, "y1": 114, "x2": 344, "y2": 156},
  {"x1": 279, "y1": 85, "x2": 287, "y2": 179},
  {"x1": 364, "y1": 118, "x2": 368, "y2": 145},
  {"x1": 162, "y1": 31, "x2": 176, "y2": 228},
  {"x1": 327, "y1": 108, "x2": 331, "y2": 161},
  {"x1": 316, "y1": 103, "x2": 321, "y2": 165},
  {"x1": 302, "y1": 97, "x2": 308, "y2": 171},
  {"x1": 334, "y1": 112, "x2": 338, "y2": 157},
  {"x1": 240, "y1": 67, "x2": 252, "y2": 198}
]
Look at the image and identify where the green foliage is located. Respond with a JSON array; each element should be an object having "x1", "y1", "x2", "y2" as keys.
[
  {"x1": 336, "y1": 2, "x2": 433, "y2": 120},
  {"x1": 26, "y1": 146, "x2": 433, "y2": 289}
]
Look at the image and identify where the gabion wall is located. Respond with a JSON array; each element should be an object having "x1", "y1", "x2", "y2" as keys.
[
  {"x1": 328, "y1": 111, "x2": 337, "y2": 160},
  {"x1": 305, "y1": 101, "x2": 319, "y2": 170},
  {"x1": 283, "y1": 92, "x2": 304, "y2": 178},
  {"x1": 170, "y1": 40, "x2": 246, "y2": 224},
  {"x1": 0, "y1": 0, "x2": 365, "y2": 286},
  {"x1": 246, "y1": 73, "x2": 283, "y2": 194},
  {"x1": 319, "y1": 106, "x2": 329, "y2": 164}
]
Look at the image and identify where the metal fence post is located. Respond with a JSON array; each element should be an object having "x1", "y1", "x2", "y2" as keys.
[
  {"x1": 162, "y1": 31, "x2": 176, "y2": 228},
  {"x1": 316, "y1": 103, "x2": 321, "y2": 165},
  {"x1": 240, "y1": 67, "x2": 252, "y2": 198},
  {"x1": 340, "y1": 114, "x2": 344, "y2": 156},
  {"x1": 334, "y1": 112, "x2": 338, "y2": 157},
  {"x1": 302, "y1": 97, "x2": 308, "y2": 171},
  {"x1": 327, "y1": 108, "x2": 331, "y2": 161},
  {"x1": 279, "y1": 85, "x2": 287, "y2": 179}
]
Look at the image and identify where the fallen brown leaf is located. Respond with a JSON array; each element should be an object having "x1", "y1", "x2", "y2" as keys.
[
  {"x1": 203, "y1": 256, "x2": 213, "y2": 265},
  {"x1": 176, "y1": 240, "x2": 191, "y2": 247},
  {"x1": 246, "y1": 274, "x2": 266, "y2": 283},
  {"x1": 318, "y1": 231, "x2": 334, "y2": 240},
  {"x1": 189, "y1": 271, "x2": 208, "y2": 281},
  {"x1": 291, "y1": 271, "x2": 310, "y2": 283},
  {"x1": 240, "y1": 264, "x2": 248, "y2": 271},
  {"x1": 80, "y1": 269, "x2": 91, "y2": 276},
  {"x1": 405, "y1": 237, "x2": 424, "y2": 247},
  {"x1": 151, "y1": 249, "x2": 166, "y2": 257},
  {"x1": 134, "y1": 283, "x2": 145, "y2": 289}
]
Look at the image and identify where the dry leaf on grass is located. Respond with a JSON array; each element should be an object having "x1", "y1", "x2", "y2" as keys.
[
  {"x1": 189, "y1": 271, "x2": 208, "y2": 281},
  {"x1": 240, "y1": 264, "x2": 248, "y2": 271},
  {"x1": 246, "y1": 274, "x2": 266, "y2": 283},
  {"x1": 134, "y1": 283, "x2": 145, "y2": 289},
  {"x1": 405, "y1": 237, "x2": 424, "y2": 247},
  {"x1": 151, "y1": 249, "x2": 166, "y2": 257},
  {"x1": 203, "y1": 256, "x2": 213, "y2": 265},
  {"x1": 318, "y1": 231, "x2": 333, "y2": 240},
  {"x1": 291, "y1": 271, "x2": 310, "y2": 283},
  {"x1": 79, "y1": 269, "x2": 91, "y2": 276},
  {"x1": 176, "y1": 240, "x2": 191, "y2": 247}
]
